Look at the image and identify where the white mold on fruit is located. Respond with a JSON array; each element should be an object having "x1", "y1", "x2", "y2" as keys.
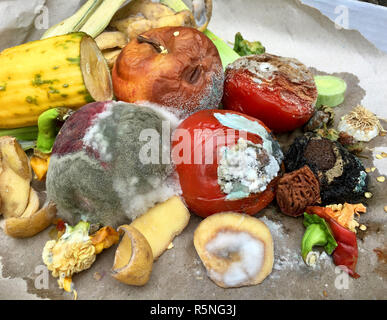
[
  {"x1": 338, "y1": 118, "x2": 379, "y2": 142},
  {"x1": 113, "y1": 174, "x2": 180, "y2": 221},
  {"x1": 205, "y1": 230, "x2": 265, "y2": 287},
  {"x1": 82, "y1": 101, "x2": 115, "y2": 162},
  {"x1": 214, "y1": 112, "x2": 283, "y2": 200},
  {"x1": 217, "y1": 138, "x2": 280, "y2": 200},
  {"x1": 337, "y1": 105, "x2": 383, "y2": 142},
  {"x1": 214, "y1": 112, "x2": 281, "y2": 156},
  {"x1": 47, "y1": 101, "x2": 182, "y2": 227}
]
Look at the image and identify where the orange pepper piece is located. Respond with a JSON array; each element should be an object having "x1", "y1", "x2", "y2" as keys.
[
  {"x1": 91, "y1": 226, "x2": 119, "y2": 254},
  {"x1": 30, "y1": 155, "x2": 50, "y2": 181}
]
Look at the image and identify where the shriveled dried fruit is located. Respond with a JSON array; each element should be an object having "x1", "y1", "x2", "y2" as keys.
[
  {"x1": 303, "y1": 106, "x2": 335, "y2": 132},
  {"x1": 338, "y1": 131, "x2": 357, "y2": 146},
  {"x1": 284, "y1": 134, "x2": 368, "y2": 205},
  {"x1": 276, "y1": 165, "x2": 321, "y2": 217}
]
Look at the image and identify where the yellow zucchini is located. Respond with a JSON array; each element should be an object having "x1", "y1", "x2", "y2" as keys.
[{"x1": 0, "y1": 32, "x2": 113, "y2": 129}]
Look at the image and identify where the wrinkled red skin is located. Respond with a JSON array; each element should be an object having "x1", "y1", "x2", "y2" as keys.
[
  {"x1": 222, "y1": 70, "x2": 315, "y2": 133},
  {"x1": 306, "y1": 206, "x2": 360, "y2": 278},
  {"x1": 172, "y1": 109, "x2": 279, "y2": 218}
]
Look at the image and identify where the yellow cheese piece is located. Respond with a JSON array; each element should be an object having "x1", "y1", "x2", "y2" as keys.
[{"x1": 130, "y1": 196, "x2": 190, "y2": 260}]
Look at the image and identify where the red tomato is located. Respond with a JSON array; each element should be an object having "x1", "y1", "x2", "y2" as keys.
[
  {"x1": 172, "y1": 109, "x2": 281, "y2": 218},
  {"x1": 222, "y1": 54, "x2": 318, "y2": 133}
]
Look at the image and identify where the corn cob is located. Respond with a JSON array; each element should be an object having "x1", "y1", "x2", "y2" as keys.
[
  {"x1": 160, "y1": 0, "x2": 240, "y2": 68},
  {"x1": 0, "y1": 32, "x2": 112, "y2": 129}
]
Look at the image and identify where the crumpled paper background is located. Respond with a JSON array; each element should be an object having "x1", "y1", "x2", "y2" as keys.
[
  {"x1": 301, "y1": 0, "x2": 387, "y2": 53},
  {"x1": 0, "y1": 0, "x2": 386, "y2": 300}
]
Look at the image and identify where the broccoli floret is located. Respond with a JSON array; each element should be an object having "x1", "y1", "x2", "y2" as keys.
[{"x1": 233, "y1": 32, "x2": 265, "y2": 56}]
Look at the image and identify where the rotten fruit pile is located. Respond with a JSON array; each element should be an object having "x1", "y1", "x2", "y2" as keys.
[{"x1": 0, "y1": 0, "x2": 385, "y2": 298}]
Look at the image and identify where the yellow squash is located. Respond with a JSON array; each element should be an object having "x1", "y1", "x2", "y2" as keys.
[{"x1": 0, "y1": 32, "x2": 113, "y2": 129}]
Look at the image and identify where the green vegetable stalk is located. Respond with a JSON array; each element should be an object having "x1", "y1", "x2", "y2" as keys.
[
  {"x1": 233, "y1": 32, "x2": 265, "y2": 56},
  {"x1": 36, "y1": 107, "x2": 74, "y2": 154},
  {"x1": 0, "y1": 126, "x2": 38, "y2": 141},
  {"x1": 301, "y1": 213, "x2": 337, "y2": 266}
]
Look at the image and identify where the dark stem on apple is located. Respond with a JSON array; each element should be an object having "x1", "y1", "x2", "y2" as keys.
[{"x1": 137, "y1": 35, "x2": 163, "y2": 53}]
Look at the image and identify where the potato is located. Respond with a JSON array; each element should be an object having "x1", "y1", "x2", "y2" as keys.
[
  {"x1": 20, "y1": 188, "x2": 40, "y2": 218},
  {"x1": 102, "y1": 49, "x2": 122, "y2": 69},
  {"x1": 153, "y1": 11, "x2": 195, "y2": 29},
  {"x1": 110, "y1": 0, "x2": 195, "y2": 41},
  {"x1": 130, "y1": 196, "x2": 190, "y2": 260},
  {"x1": 112, "y1": 225, "x2": 153, "y2": 286},
  {"x1": 112, "y1": 16, "x2": 153, "y2": 40},
  {"x1": 4, "y1": 202, "x2": 56, "y2": 238},
  {"x1": 193, "y1": 212, "x2": 274, "y2": 288},
  {"x1": 95, "y1": 31, "x2": 128, "y2": 51},
  {"x1": 111, "y1": 0, "x2": 176, "y2": 22},
  {"x1": 0, "y1": 136, "x2": 32, "y2": 218}
]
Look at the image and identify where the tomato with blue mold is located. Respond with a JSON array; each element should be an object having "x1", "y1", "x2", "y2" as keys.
[{"x1": 172, "y1": 109, "x2": 284, "y2": 218}]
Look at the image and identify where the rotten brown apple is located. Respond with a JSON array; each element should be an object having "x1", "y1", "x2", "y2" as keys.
[{"x1": 112, "y1": 26, "x2": 224, "y2": 117}]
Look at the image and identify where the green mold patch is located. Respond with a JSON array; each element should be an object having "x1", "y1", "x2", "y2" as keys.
[
  {"x1": 32, "y1": 74, "x2": 59, "y2": 87},
  {"x1": 66, "y1": 56, "x2": 80, "y2": 65},
  {"x1": 25, "y1": 96, "x2": 38, "y2": 105}
]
